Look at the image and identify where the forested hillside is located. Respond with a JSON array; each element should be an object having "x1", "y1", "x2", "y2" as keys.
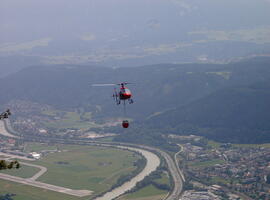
[
  {"x1": 146, "y1": 81, "x2": 270, "y2": 143},
  {"x1": 1, "y1": 57, "x2": 270, "y2": 143}
]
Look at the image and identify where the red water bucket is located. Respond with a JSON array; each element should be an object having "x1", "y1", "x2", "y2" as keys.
[{"x1": 122, "y1": 120, "x2": 129, "y2": 128}]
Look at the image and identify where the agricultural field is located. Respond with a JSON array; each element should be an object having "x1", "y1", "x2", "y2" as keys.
[
  {"x1": 207, "y1": 140, "x2": 221, "y2": 148},
  {"x1": 0, "y1": 182, "x2": 167, "y2": 200},
  {"x1": 0, "y1": 143, "x2": 143, "y2": 199},
  {"x1": 118, "y1": 185, "x2": 167, "y2": 200},
  {"x1": 232, "y1": 143, "x2": 270, "y2": 148},
  {"x1": 41, "y1": 109, "x2": 118, "y2": 131},
  {"x1": 153, "y1": 171, "x2": 170, "y2": 185},
  {"x1": 117, "y1": 171, "x2": 170, "y2": 200},
  {"x1": 189, "y1": 159, "x2": 225, "y2": 169},
  {"x1": 24, "y1": 142, "x2": 58, "y2": 153},
  {"x1": 42, "y1": 110, "x2": 97, "y2": 130}
]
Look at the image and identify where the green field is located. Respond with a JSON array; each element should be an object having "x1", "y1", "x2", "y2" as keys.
[
  {"x1": 44, "y1": 112, "x2": 95, "y2": 129},
  {"x1": 119, "y1": 185, "x2": 167, "y2": 200},
  {"x1": 207, "y1": 140, "x2": 270, "y2": 149},
  {"x1": 42, "y1": 110, "x2": 96, "y2": 129},
  {"x1": 1, "y1": 164, "x2": 40, "y2": 179},
  {"x1": 232, "y1": 143, "x2": 270, "y2": 148},
  {"x1": 33, "y1": 144, "x2": 140, "y2": 194},
  {"x1": 96, "y1": 136, "x2": 115, "y2": 142},
  {"x1": 24, "y1": 143, "x2": 58, "y2": 153},
  {"x1": 0, "y1": 179, "x2": 81, "y2": 200},
  {"x1": 207, "y1": 140, "x2": 221, "y2": 148},
  {"x1": 210, "y1": 176, "x2": 230, "y2": 185},
  {"x1": 0, "y1": 143, "x2": 143, "y2": 199},
  {"x1": 0, "y1": 179, "x2": 166, "y2": 200},
  {"x1": 153, "y1": 171, "x2": 170, "y2": 185},
  {"x1": 190, "y1": 159, "x2": 225, "y2": 168},
  {"x1": 117, "y1": 171, "x2": 170, "y2": 200}
]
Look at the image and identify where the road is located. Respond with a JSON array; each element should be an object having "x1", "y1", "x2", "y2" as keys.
[
  {"x1": 152, "y1": 146, "x2": 183, "y2": 200},
  {"x1": 0, "y1": 120, "x2": 18, "y2": 138},
  {"x1": 95, "y1": 142, "x2": 184, "y2": 200},
  {"x1": 1, "y1": 119, "x2": 184, "y2": 200},
  {"x1": 21, "y1": 162, "x2": 47, "y2": 181},
  {"x1": 0, "y1": 173, "x2": 93, "y2": 197},
  {"x1": 0, "y1": 152, "x2": 34, "y2": 161},
  {"x1": 175, "y1": 144, "x2": 186, "y2": 182},
  {"x1": 0, "y1": 138, "x2": 162, "y2": 199},
  {"x1": 23, "y1": 137, "x2": 185, "y2": 200},
  {"x1": 0, "y1": 154, "x2": 92, "y2": 197}
]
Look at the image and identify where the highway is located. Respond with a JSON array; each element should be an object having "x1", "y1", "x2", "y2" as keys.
[
  {"x1": 22, "y1": 137, "x2": 185, "y2": 199},
  {"x1": 138, "y1": 145, "x2": 184, "y2": 200},
  {"x1": 175, "y1": 144, "x2": 186, "y2": 182},
  {"x1": 1, "y1": 120, "x2": 185, "y2": 200}
]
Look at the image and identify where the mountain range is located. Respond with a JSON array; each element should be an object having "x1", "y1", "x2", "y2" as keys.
[{"x1": 0, "y1": 56, "x2": 270, "y2": 143}]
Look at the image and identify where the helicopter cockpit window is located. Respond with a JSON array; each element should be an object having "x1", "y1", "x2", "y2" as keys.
[{"x1": 124, "y1": 89, "x2": 131, "y2": 94}]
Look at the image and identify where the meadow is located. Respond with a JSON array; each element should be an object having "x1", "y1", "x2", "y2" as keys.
[
  {"x1": 0, "y1": 179, "x2": 80, "y2": 200},
  {"x1": 0, "y1": 143, "x2": 142, "y2": 198},
  {"x1": 1, "y1": 164, "x2": 40, "y2": 179},
  {"x1": 118, "y1": 185, "x2": 167, "y2": 200}
]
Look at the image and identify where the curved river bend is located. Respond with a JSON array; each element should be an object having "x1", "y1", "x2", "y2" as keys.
[{"x1": 94, "y1": 145, "x2": 160, "y2": 200}]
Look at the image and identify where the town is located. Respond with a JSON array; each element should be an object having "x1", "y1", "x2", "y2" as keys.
[
  {"x1": 1, "y1": 101, "x2": 270, "y2": 200},
  {"x1": 170, "y1": 135, "x2": 270, "y2": 200}
]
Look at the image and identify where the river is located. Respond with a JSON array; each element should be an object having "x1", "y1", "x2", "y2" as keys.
[{"x1": 94, "y1": 145, "x2": 160, "y2": 200}]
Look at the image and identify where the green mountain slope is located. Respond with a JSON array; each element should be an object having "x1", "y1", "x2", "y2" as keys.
[
  {"x1": 1, "y1": 57, "x2": 270, "y2": 118},
  {"x1": 147, "y1": 81, "x2": 270, "y2": 143},
  {"x1": 0, "y1": 63, "x2": 238, "y2": 118},
  {"x1": 1, "y1": 57, "x2": 270, "y2": 143}
]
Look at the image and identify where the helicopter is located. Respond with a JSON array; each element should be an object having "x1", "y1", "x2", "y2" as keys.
[
  {"x1": 0, "y1": 109, "x2": 11, "y2": 120},
  {"x1": 92, "y1": 82, "x2": 134, "y2": 105},
  {"x1": 92, "y1": 82, "x2": 134, "y2": 128}
]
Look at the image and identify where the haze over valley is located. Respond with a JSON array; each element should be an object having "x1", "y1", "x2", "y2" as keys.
[
  {"x1": 1, "y1": 0, "x2": 270, "y2": 69},
  {"x1": 0, "y1": 1, "x2": 270, "y2": 200}
]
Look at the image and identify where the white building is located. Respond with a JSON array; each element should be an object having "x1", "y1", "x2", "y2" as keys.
[{"x1": 30, "y1": 152, "x2": 41, "y2": 159}]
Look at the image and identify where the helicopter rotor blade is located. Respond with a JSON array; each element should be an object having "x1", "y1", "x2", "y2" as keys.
[
  {"x1": 92, "y1": 82, "x2": 135, "y2": 87},
  {"x1": 117, "y1": 82, "x2": 135, "y2": 85},
  {"x1": 91, "y1": 84, "x2": 116, "y2": 87}
]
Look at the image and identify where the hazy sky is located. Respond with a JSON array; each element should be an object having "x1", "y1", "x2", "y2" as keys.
[
  {"x1": 1, "y1": 0, "x2": 270, "y2": 64},
  {"x1": 1, "y1": 0, "x2": 270, "y2": 43}
]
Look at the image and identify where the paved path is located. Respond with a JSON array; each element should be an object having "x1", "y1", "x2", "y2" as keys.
[
  {"x1": 21, "y1": 138, "x2": 185, "y2": 200},
  {"x1": 150, "y1": 146, "x2": 183, "y2": 200},
  {"x1": 21, "y1": 162, "x2": 47, "y2": 181},
  {"x1": 1, "y1": 119, "x2": 185, "y2": 199},
  {"x1": 0, "y1": 173, "x2": 93, "y2": 197},
  {"x1": 0, "y1": 156, "x2": 92, "y2": 197},
  {"x1": 175, "y1": 144, "x2": 186, "y2": 182},
  {"x1": 0, "y1": 122, "x2": 162, "y2": 199},
  {"x1": 0, "y1": 120, "x2": 17, "y2": 138},
  {"x1": 0, "y1": 152, "x2": 34, "y2": 161},
  {"x1": 1, "y1": 119, "x2": 184, "y2": 199}
]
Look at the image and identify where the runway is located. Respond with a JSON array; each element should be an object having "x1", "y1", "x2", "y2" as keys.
[{"x1": 0, "y1": 173, "x2": 92, "y2": 197}]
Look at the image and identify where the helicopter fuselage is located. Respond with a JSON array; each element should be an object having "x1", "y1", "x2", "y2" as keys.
[{"x1": 119, "y1": 87, "x2": 132, "y2": 100}]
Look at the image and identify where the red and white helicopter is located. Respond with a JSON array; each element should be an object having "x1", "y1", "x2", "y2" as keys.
[{"x1": 92, "y1": 82, "x2": 134, "y2": 128}]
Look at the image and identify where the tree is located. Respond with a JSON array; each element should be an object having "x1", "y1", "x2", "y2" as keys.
[{"x1": 0, "y1": 160, "x2": 20, "y2": 170}]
